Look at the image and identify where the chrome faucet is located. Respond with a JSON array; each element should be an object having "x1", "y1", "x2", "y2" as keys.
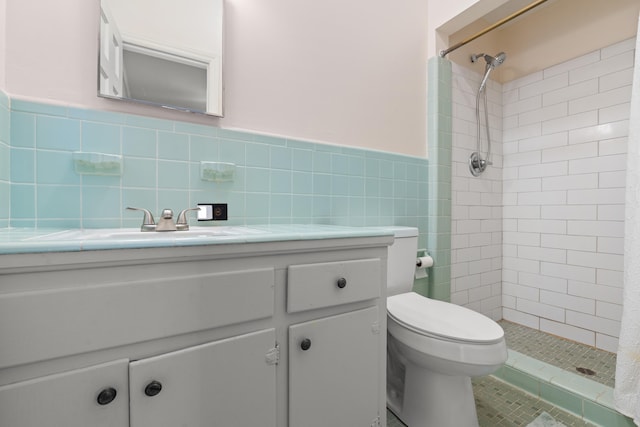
[
  {"x1": 127, "y1": 207, "x2": 200, "y2": 232},
  {"x1": 155, "y1": 209, "x2": 177, "y2": 231}
]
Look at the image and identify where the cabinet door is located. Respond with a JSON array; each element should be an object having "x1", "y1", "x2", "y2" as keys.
[
  {"x1": 289, "y1": 306, "x2": 380, "y2": 427},
  {"x1": 129, "y1": 329, "x2": 277, "y2": 427},
  {"x1": 0, "y1": 359, "x2": 129, "y2": 427}
]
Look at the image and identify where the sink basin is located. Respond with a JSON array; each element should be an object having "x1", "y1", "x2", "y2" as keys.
[{"x1": 29, "y1": 227, "x2": 266, "y2": 242}]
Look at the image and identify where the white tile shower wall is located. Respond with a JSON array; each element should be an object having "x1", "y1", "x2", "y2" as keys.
[
  {"x1": 501, "y1": 38, "x2": 635, "y2": 352},
  {"x1": 450, "y1": 62, "x2": 504, "y2": 321}
]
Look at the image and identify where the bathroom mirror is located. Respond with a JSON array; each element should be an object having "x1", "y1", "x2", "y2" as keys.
[{"x1": 98, "y1": 0, "x2": 224, "y2": 116}]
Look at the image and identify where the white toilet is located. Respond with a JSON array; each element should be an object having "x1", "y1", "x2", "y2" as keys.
[{"x1": 385, "y1": 227, "x2": 507, "y2": 427}]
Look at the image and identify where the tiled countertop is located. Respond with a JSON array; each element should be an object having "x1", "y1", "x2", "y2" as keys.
[{"x1": 0, "y1": 224, "x2": 395, "y2": 254}]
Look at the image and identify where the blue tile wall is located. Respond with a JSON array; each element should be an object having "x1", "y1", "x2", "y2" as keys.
[
  {"x1": 0, "y1": 91, "x2": 9, "y2": 227},
  {"x1": 413, "y1": 57, "x2": 452, "y2": 302},
  {"x1": 2, "y1": 92, "x2": 429, "y2": 247}
]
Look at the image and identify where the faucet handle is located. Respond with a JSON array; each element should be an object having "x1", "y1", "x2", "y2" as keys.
[
  {"x1": 126, "y1": 207, "x2": 156, "y2": 232},
  {"x1": 176, "y1": 207, "x2": 200, "y2": 231}
]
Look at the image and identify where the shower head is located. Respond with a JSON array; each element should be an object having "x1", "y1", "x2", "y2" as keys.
[
  {"x1": 486, "y1": 52, "x2": 507, "y2": 69},
  {"x1": 471, "y1": 52, "x2": 507, "y2": 69},
  {"x1": 472, "y1": 52, "x2": 507, "y2": 92}
]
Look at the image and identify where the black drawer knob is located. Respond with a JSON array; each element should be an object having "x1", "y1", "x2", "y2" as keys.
[
  {"x1": 96, "y1": 387, "x2": 117, "y2": 405},
  {"x1": 300, "y1": 338, "x2": 312, "y2": 351},
  {"x1": 336, "y1": 277, "x2": 347, "y2": 289},
  {"x1": 144, "y1": 380, "x2": 163, "y2": 397}
]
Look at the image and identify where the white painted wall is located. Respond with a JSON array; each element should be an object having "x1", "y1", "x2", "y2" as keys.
[
  {"x1": 427, "y1": 0, "x2": 512, "y2": 58},
  {"x1": 0, "y1": 0, "x2": 7, "y2": 90},
  {"x1": 2, "y1": 0, "x2": 429, "y2": 157}
]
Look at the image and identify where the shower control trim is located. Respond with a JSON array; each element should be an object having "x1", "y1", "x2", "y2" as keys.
[{"x1": 469, "y1": 152, "x2": 492, "y2": 177}]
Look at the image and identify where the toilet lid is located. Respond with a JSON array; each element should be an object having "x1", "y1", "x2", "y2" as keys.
[{"x1": 387, "y1": 293, "x2": 504, "y2": 344}]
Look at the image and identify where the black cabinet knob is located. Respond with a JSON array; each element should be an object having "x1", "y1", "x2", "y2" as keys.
[
  {"x1": 144, "y1": 380, "x2": 163, "y2": 397},
  {"x1": 96, "y1": 387, "x2": 117, "y2": 405},
  {"x1": 336, "y1": 277, "x2": 347, "y2": 289},
  {"x1": 300, "y1": 338, "x2": 312, "y2": 351}
]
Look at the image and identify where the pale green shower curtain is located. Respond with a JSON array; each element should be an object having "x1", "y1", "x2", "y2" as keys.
[{"x1": 614, "y1": 13, "x2": 640, "y2": 426}]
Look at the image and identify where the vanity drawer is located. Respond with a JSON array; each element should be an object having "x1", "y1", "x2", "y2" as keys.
[
  {"x1": 0, "y1": 268, "x2": 275, "y2": 369},
  {"x1": 287, "y1": 258, "x2": 381, "y2": 313}
]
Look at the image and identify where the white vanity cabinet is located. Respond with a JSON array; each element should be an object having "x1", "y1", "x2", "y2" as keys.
[
  {"x1": 0, "y1": 232, "x2": 390, "y2": 427},
  {"x1": 0, "y1": 359, "x2": 129, "y2": 427}
]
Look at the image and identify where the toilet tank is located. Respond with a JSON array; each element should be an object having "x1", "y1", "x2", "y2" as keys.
[{"x1": 385, "y1": 227, "x2": 419, "y2": 297}]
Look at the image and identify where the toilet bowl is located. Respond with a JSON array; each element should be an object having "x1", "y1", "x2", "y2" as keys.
[
  {"x1": 384, "y1": 227, "x2": 507, "y2": 427},
  {"x1": 387, "y1": 292, "x2": 507, "y2": 426}
]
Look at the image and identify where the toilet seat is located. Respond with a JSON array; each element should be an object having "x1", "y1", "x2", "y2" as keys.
[{"x1": 387, "y1": 292, "x2": 504, "y2": 344}]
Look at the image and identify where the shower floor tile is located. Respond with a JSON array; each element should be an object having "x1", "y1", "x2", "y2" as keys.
[
  {"x1": 386, "y1": 375, "x2": 596, "y2": 426},
  {"x1": 499, "y1": 320, "x2": 616, "y2": 388},
  {"x1": 473, "y1": 376, "x2": 596, "y2": 426}
]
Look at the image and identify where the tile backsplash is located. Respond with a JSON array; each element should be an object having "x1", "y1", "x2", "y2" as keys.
[
  {"x1": 3, "y1": 94, "x2": 428, "y2": 241},
  {"x1": 0, "y1": 91, "x2": 9, "y2": 228}
]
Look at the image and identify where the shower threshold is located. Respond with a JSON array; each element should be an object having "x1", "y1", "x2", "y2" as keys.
[{"x1": 495, "y1": 321, "x2": 634, "y2": 426}]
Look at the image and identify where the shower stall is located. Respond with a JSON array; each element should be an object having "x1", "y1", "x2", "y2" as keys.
[
  {"x1": 427, "y1": 33, "x2": 633, "y2": 423},
  {"x1": 449, "y1": 35, "x2": 633, "y2": 351},
  {"x1": 431, "y1": 0, "x2": 640, "y2": 423},
  {"x1": 443, "y1": 32, "x2": 634, "y2": 419}
]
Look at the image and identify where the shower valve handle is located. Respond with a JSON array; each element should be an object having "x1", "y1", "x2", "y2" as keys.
[
  {"x1": 472, "y1": 155, "x2": 491, "y2": 167},
  {"x1": 469, "y1": 152, "x2": 492, "y2": 177}
]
